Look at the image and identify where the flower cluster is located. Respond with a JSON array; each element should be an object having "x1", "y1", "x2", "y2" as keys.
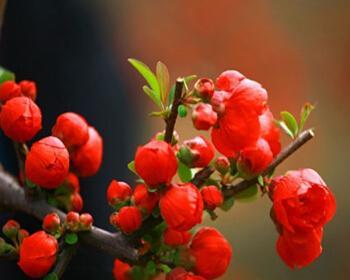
[{"x1": 270, "y1": 169, "x2": 336, "y2": 268}]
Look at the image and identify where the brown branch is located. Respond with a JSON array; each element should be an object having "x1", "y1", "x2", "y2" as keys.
[
  {"x1": 164, "y1": 78, "x2": 184, "y2": 143},
  {"x1": 191, "y1": 166, "x2": 215, "y2": 186},
  {"x1": 0, "y1": 172, "x2": 138, "y2": 263},
  {"x1": 223, "y1": 129, "x2": 315, "y2": 198}
]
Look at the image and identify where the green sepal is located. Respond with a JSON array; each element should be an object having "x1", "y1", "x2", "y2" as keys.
[
  {"x1": 220, "y1": 197, "x2": 234, "y2": 212},
  {"x1": 43, "y1": 272, "x2": 59, "y2": 280},
  {"x1": 0, "y1": 67, "x2": 15, "y2": 84}
]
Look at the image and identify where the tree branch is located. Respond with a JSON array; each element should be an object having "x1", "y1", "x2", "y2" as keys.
[
  {"x1": 164, "y1": 79, "x2": 184, "y2": 143},
  {"x1": 0, "y1": 172, "x2": 138, "y2": 263},
  {"x1": 222, "y1": 129, "x2": 315, "y2": 198}
]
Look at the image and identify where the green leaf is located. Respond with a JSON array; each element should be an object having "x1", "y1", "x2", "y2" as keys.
[
  {"x1": 146, "y1": 260, "x2": 157, "y2": 276},
  {"x1": 220, "y1": 197, "x2": 234, "y2": 211},
  {"x1": 43, "y1": 272, "x2": 59, "y2": 280},
  {"x1": 132, "y1": 266, "x2": 145, "y2": 280},
  {"x1": 25, "y1": 178, "x2": 37, "y2": 189},
  {"x1": 143, "y1": 85, "x2": 162, "y2": 108},
  {"x1": 276, "y1": 120, "x2": 294, "y2": 139},
  {"x1": 156, "y1": 61, "x2": 170, "y2": 104},
  {"x1": 128, "y1": 161, "x2": 137, "y2": 175},
  {"x1": 183, "y1": 74, "x2": 197, "y2": 84},
  {"x1": 280, "y1": 111, "x2": 298, "y2": 137},
  {"x1": 168, "y1": 84, "x2": 176, "y2": 105},
  {"x1": 158, "y1": 264, "x2": 172, "y2": 273},
  {"x1": 299, "y1": 103, "x2": 315, "y2": 132},
  {"x1": 178, "y1": 104, "x2": 187, "y2": 118},
  {"x1": 65, "y1": 233, "x2": 78, "y2": 245},
  {"x1": 0, "y1": 67, "x2": 15, "y2": 84},
  {"x1": 235, "y1": 185, "x2": 258, "y2": 203},
  {"x1": 128, "y1": 59, "x2": 161, "y2": 106},
  {"x1": 257, "y1": 175, "x2": 264, "y2": 186},
  {"x1": 178, "y1": 162, "x2": 193, "y2": 182}
]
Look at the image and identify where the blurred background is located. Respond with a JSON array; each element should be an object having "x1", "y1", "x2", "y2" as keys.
[{"x1": 0, "y1": 0, "x2": 349, "y2": 279}]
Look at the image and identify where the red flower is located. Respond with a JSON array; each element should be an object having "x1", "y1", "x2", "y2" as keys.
[
  {"x1": 166, "y1": 268, "x2": 206, "y2": 280},
  {"x1": 276, "y1": 227, "x2": 323, "y2": 269},
  {"x1": 135, "y1": 140, "x2": 178, "y2": 187},
  {"x1": 190, "y1": 227, "x2": 232, "y2": 279},
  {"x1": 113, "y1": 259, "x2": 131, "y2": 280},
  {"x1": 181, "y1": 136, "x2": 215, "y2": 168},
  {"x1": 43, "y1": 213, "x2": 61, "y2": 233},
  {"x1": 65, "y1": 172, "x2": 80, "y2": 193},
  {"x1": 194, "y1": 78, "x2": 215, "y2": 100},
  {"x1": 69, "y1": 192, "x2": 83, "y2": 212},
  {"x1": 216, "y1": 70, "x2": 245, "y2": 92},
  {"x1": 71, "y1": 126, "x2": 103, "y2": 177},
  {"x1": 200, "y1": 186, "x2": 223, "y2": 211},
  {"x1": 18, "y1": 231, "x2": 58, "y2": 278},
  {"x1": 107, "y1": 180, "x2": 132, "y2": 207},
  {"x1": 0, "y1": 81, "x2": 22, "y2": 103},
  {"x1": 211, "y1": 71, "x2": 268, "y2": 157},
  {"x1": 110, "y1": 206, "x2": 142, "y2": 234},
  {"x1": 271, "y1": 169, "x2": 336, "y2": 232},
  {"x1": 259, "y1": 108, "x2": 281, "y2": 157},
  {"x1": 19, "y1": 80, "x2": 37, "y2": 101},
  {"x1": 192, "y1": 103, "x2": 217, "y2": 131},
  {"x1": 163, "y1": 228, "x2": 192, "y2": 247},
  {"x1": 25, "y1": 136, "x2": 69, "y2": 188},
  {"x1": 237, "y1": 138, "x2": 273, "y2": 177},
  {"x1": 160, "y1": 183, "x2": 203, "y2": 231},
  {"x1": 52, "y1": 112, "x2": 89, "y2": 148},
  {"x1": 0, "y1": 96, "x2": 42, "y2": 142},
  {"x1": 132, "y1": 184, "x2": 159, "y2": 215}
]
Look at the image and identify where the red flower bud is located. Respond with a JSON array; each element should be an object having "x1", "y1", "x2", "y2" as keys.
[
  {"x1": 110, "y1": 206, "x2": 142, "y2": 234},
  {"x1": 133, "y1": 183, "x2": 159, "y2": 215},
  {"x1": 25, "y1": 136, "x2": 69, "y2": 188},
  {"x1": 277, "y1": 227, "x2": 323, "y2": 269},
  {"x1": 71, "y1": 126, "x2": 103, "y2": 177},
  {"x1": 214, "y1": 156, "x2": 230, "y2": 174},
  {"x1": 259, "y1": 108, "x2": 281, "y2": 157},
  {"x1": 160, "y1": 183, "x2": 203, "y2": 231},
  {"x1": 65, "y1": 172, "x2": 80, "y2": 193},
  {"x1": 18, "y1": 229, "x2": 29, "y2": 244},
  {"x1": 113, "y1": 259, "x2": 131, "y2": 280},
  {"x1": 237, "y1": 138, "x2": 273, "y2": 178},
  {"x1": 52, "y1": 112, "x2": 89, "y2": 148},
  {"x1": 181, "y1": 136, "x2": 215, "y2": 168},
  {"x1": 107, "y1": 180, "x2": 132, "y2": 207},
  {"x1": 69, "y1": 192, "x2": 83, "y2": 212},
  {"x1": 18, "y1": 231, "x2": 58, "y2": 278},
  {"x1": 0, "y1": 96, "x2": 42, "y2": 142},
  {"x1": 194, "y1": 78, "x2": 214, "y2": 100},
  {"x1": 66, "y1": 211, "x2": 80, "y2": 230},
  {"x1": 163, "y1": 228, "x2": 192, "y2": 247},
  {"x1": 0, "y1": 81, "x2": 22, "y2": 103},
  {"x1": 135, "y1": 140, "x2": 178, "y2": 187},
  {"x1": 79, "y1": 213, "x2": 93, "y2": 229},
  {"x1": 190, "y1": 227, "x2": 232, "y2": 279},
  {"x1": 43, "y1": 213, "x2": 61, "y2": 233},
  {"x1": 19, "y1": 80, "x2": 37, "y2": 101},
  {"x1": 2, "y1": 219, "x2": 20, "y2": 239},
  {"x1": 216, "y1": 70, "x2": 245, "y2": 92},
  {"x1": 201, "y1": 186, "x2": 223, "y2": 211},
  {"x1": 192, "y1": 103, "x2": 217, "y2": 131},
  {"x1": 270, "y1": 168, "x2": 336, "y2": 233},
  {"x1": 166, "y1": 268, "x2": 206, "y2": 280}
]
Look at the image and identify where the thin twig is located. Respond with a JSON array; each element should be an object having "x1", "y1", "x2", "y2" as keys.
[
  {"x1": 53, "y1": 244, "x2": 77, "y2": 279},
  {"x1": 191, "y1": 166, "x2": 215, "y2": 186},
  {"x1": 164, "y1": 78, "x2": 184, "y2": 143},
  {"x1": 222, "y1": 129, "x2": 315, "y2": 198}
]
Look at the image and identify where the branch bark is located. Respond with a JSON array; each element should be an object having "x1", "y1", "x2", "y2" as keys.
[
  {"x1": 0, "y1": 172, "x2": 138, "y2": 263},
  {"x1": 222, "y1": 129, "x2": 315, "y2": 198}
]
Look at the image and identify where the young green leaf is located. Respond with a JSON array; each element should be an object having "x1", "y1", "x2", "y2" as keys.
[
  {"x1": 127, "y1": 161, "x2": 137, "y2": 175},
  {"x1": 131, "y1": 266, "x2": 144, "y2": 280},
  {"x1": 276, "y1": 120, "x2": 294, "y2": 139},
  {"x1": 178, "y1": 161, "x2": 193, "y2": 182},
  {"x1": 43, "y1": 273, "x2": 59, "y2": 280},
  {"x1": 145, "y1": 261, "x2": 157, "y2": 276},
  {"x1": 65, "y1": 233, "x2": 78, "y2": 245},
  {"x1": 234, "y1": 185, "x2": 258, "y2": 203},
  {"x1": 156, "y1": 61, "x2": 170, "y2": 104},
  {"x1": 158, "y1": 264, "x2": 172, "y2": 273},
  {"x1": 280, "y1": 111, "x2": 298, "y2": 137},
  {"x1": 143, "y1": 86, "x2": 162, "y2": 108},
  {"x1": 128, "y1": 58, "x2": 161, "y2": 107},
  {"x1": 0, "y1": 67, "x2": 15, "y2": 84},
  {"x1": 220, "y1": 197, "x2": 234, "y2": 211},
  {"x1": 299, "y1": 102, "x2": 315, "y2": 132}
]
